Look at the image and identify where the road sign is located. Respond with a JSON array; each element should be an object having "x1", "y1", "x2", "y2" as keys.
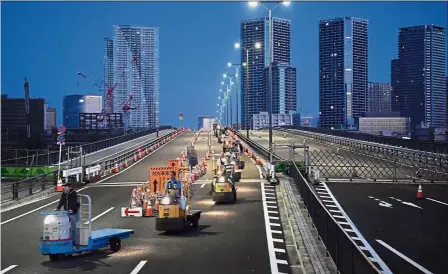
[
  {"x1": 58, "y1": 125, "x2": 66, "y2": 134},
  {"x1": 121, "y1": 207, "x2": 142, "y2": 217},
  {"x1": 57, "y1": 135, "x2": 65, "y2": 143}
]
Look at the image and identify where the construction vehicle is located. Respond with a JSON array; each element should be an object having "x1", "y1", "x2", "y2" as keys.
[
  {"x1": 211, "y1": 175, "x2": 236, "y2": 204},
  {"x1": 155, "y1": 192, "x2": 201, "y2": 232},
  {"x1": 40, "y1": 194, "x2": 134, "y2": 261}
]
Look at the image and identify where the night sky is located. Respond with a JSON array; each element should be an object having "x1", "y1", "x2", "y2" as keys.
[{"x1": 2, "y1": 1, "x2": 446, "y2": 128}]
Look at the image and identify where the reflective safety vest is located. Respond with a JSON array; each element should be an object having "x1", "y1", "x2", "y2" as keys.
[
  {"x1": 167, "y1": 180, "x2": 180, "y2": 190},
  {"x1": 224, "y1": 164, "x2": 234, "y2": 173}
]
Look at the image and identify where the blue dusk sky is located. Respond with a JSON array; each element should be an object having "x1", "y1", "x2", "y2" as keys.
[{"x1": 1, "y1": 1, "x2": 447, "y2": 128}]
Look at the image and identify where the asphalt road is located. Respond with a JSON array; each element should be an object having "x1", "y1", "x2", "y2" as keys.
[
  {"x1": 1, "y1": 131, "x2": 287, "y2": 274},
  {"x1": 62, "y1": 129, "x2": 173, "y2": 167},
  {"x1": 247, "y1": 130, "x2": 440, "y2": 182},
  {"x1": 325, "y1": 182, "x2": 448, "y2": 274}
]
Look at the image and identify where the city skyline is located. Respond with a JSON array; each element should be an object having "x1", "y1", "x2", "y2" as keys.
[{"x1": 2, "y1": 2, "x2": 446, "y2": 128}]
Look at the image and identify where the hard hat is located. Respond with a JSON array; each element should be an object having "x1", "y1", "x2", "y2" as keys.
[{"x1": 225, "y1": 152, "x2": 231, "y2": 157}]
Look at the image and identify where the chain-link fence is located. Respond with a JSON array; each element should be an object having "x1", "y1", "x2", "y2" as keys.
[{"x1": 307, "y1": 149, "x2": 448, "y2": 182}]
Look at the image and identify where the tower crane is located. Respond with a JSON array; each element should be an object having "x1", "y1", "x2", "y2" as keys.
[{"x1": 122, "y1": 93, "x2": 136, "y2": 112}]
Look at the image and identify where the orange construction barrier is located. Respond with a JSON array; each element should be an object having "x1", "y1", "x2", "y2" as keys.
[
  {"x1": 416, "y1": 184, "x2": 423, "y2": 199},
  {"x1": 149, "y1": 166, "x2": 175, "y2": 193},
  {"x1": 56, "y1": 178, "x2": 63, "y2": 192},
  {"x1": 112, "y1": 164, "x2": 119, "y2": 173}
]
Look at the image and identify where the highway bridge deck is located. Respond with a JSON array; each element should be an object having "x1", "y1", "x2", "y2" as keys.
[{"x1": 1, "y1": 131, "x2": 290, "y2": 274}]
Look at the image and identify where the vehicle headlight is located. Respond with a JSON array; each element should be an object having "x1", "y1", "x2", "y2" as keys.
[{"x1": 161, "y1": 197, "x2": 171, "y2": 205}]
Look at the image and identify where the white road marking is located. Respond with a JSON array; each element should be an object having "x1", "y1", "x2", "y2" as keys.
[
  {"x1": 338, "y1": 221, "x2": 350, "y2": 225},
  {"x1": 201, "y1": 184, "x2": 205, "y2": 188},
  {"x1": 270, "y1": 223, "x2": 281, "y2": 227},
  {"x1": 426, "y1": 198, "x2": 448, "y2": 206},
  {"x1": 277, "y1": 259, "x2": 289, "y2": 265},
  {"x1": 274, "y1": 248, "x2": 286, "y2": 253},
  {"x1": 376, "y1": 240, "x2": 434, "y2": 274},
  {"x1": 272, "y1": 238, "x2": 284, "y2": 243},
  {"x1": 266, "y1": 196, "x2": 276, "y2": 200},
  {"x1": 1, "y1": 187, "x2": 88, "y2": 226},
  {"x1": 269, "y1": 216, "x2": 280, "y2": 220},
  {"x1": 268, "y1": 211, "x2": 279, "y2": 214},
  {"x1": 130, "y1": 260, "x2": 148, "y2": 274},
  {"x1": 260, "y1": 182, "x2": 280, "y2": 274},
  {"x1": 271, "y1": 230, "x2": 283, "y2": 234},
  {"x1": 267, "y1": 205, "x2": 278, "y2": 209},
  {"x1": 329, "y1": 209, "x2": 341, "y2": 213},
  {"x1": 265, "y1": 188, "x2": 275, "y2": 192},
  {"x1": 344, "y1": 228, "x2": 355, "y2": 233},
  {"x1": 322, "y1": 199, "x2": 334, "y2": 203},
  {"x1": 325, "y1": 204, "x2": 338, "y2": 208},
  {"x1": 1, "y1": 265, "x2": 18, "y2": 273},
  {"x1": 85, "y1": 207, "x2": 115, "y2": 224},
  {"x1": 333, "y1": 215, "x2": 346, "y2": 219},
  {"x1": 90, "y1": 184, "x2": 141, "y2": 187},
  {"x1": 266, "y1": 201, "x2": 277, "y2": 204},
  {"x1": 265, "y1": 192, "x2": 275, "y2": 196},
  {"x1": 256, "y1": 165, "x2": 263, "y2": 179}
]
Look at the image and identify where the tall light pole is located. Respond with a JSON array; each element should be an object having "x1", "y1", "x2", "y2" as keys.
[
  {"x1": 249, "y1": 0, "x2": 290, "y2": 162},
  {"x1": 223, "y1": 73, "x2": 236, "y2": 128},
  {"x1": 227, "y1": 63, "x2": 241, "y2": 130},
  {"x1": 234, "y1": 41, "x2": 262, "y2": 138}
]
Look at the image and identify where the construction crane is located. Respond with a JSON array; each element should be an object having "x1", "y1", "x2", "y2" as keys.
[
  {"x1": 122, "y1": 93, "x2": 136, "y2": 112},
  {"x1": 76, "y1": 72, "x2": 104, "y2": 92}
]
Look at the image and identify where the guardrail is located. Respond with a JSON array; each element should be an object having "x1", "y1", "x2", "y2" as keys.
[
  {"x1": 1, "y1": 126, "x2": 175, "y2": 166},
  {"x1": 231, "y1": 128, "x2": 382, "y2": 274},
  {"x1": 273, "y1": 127, "x2": 448, "y2": 176},
  {"x1": 1, "y1": 128, "x2": 188, "y2": 204},
  {"x1": 279, "y1": 125, "x2": 448, "y2": 154}
]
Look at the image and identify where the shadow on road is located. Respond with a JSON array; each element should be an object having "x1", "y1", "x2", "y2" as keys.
[
  {"x1": 158, "y1": 224, "x2": 222, "y2": 238},
  {"x1": 41, "y1": 250, "x2": 112, "y2": 271}
]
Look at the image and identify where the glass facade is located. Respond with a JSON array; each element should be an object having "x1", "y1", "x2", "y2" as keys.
[
  {"x1": 396, "y1": 25, "x2": 446, "y2": 129},
  {"x1": 63, "y1": 95, "x2": 83, "y2": 128},
  {"x1": 252, "y1": 112, "x2": 292, "y2": 130},
  {"x1": 103, "y1": 38, "x2": 114, "y2": 112},
  {"x1": 359, "y1": 117, "x2": 411, "y2": 136},
  {"x1": 264, "y1": 62, "x2": 296, "y2": 114},
  {"x1": 319, "y1": 17, "x2": 368, "y2": 129},
  {"x1": 367, "y1": 82, "x2": 392, "y2": 112},
  {"x1": 111, "y1": 25, "x2": 160, "y2": 129},
  {"x1": 240, "y1": 17, "x2": 291, "y2": 129}
]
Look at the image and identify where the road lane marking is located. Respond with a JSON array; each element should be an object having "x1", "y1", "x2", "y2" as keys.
[
  {"x1": 1, "y1": 187, "x2": 88, "y2": 225},
  {"x1": 271, "y1": 223, "x2": 281, "y2": 227},
  {"x1": 277, "y1": 259, "x2": 288, "y2": 264},
  {"x1": 1, "y1": 265, "x2": 17, "y2": 273},
  {"x1": 267, "y1": 205, "x2": 278, "y2": 209},
  {"x1": 376, "y1": 240, "x2": 434, "y2": 274},
  {"x1": 329, "y1": 209, "x2": 341, "y2": 213},
  {"x1": 269, "y1": 216, "x2": 280, "y2": 220},
  {"x1": 201, "y1": 184, "x2": 205, "y2": 188},
  {"x1": 322, "y1": 183, "x2": 392, "y2": 274},
  {"x1": 268, "y1": 210, "x2": 278, "y2": 214},
  {"x1": 271, "y1": 230, "x2": 283, "y2": 234},
  {"x1": 266, "y1": 201, "x2": 276, "y2": 204},
  {"x1": 1, "y1": 130, "x2": 183, "y2": 215},
  {"x1": 130, "y1": 260, "x2": 148, "y2": 274},
  {"x1": 333, "y1": 215, "x2": 345, "y2": 219},
  {"x1": 90, "y1": 184, "x2": 141, "y2": 187},
  {"x1": 274, "y1": 248, "x2": 286, "y2": 253},
  {"x1": 426, "y1": 198, "x2": 448, "y2": 206},
  {"x1": 85, "y1": 207, "x2": 115, "y2": 224},
  {"x1": 272, "y1": 238, "x2": 284, "y2": 243},
  {"x1": 260, "y1": 182, "x2": 280, "y2": 273}
]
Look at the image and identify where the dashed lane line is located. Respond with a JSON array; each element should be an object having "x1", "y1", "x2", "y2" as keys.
[
  {"x1": 1, "y1": 265, "x2": 17, "y2": 274},
  {"x1": 130, "y1": 260, "x2": 148, "y2": 274}
]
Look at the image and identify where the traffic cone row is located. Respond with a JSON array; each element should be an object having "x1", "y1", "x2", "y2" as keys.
[
  {"x1": 416, "y1": 184, "x2": 423, "y2": 199},
  {"x1": 112, "y1": 163, "x2": 119, "y2": 173}
]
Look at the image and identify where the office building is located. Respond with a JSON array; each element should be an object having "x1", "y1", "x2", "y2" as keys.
[
  {"x1": 395, "y1": 25, "x2": 446, "y2": 129},
  {"x1": 264, "y1": 62, "x2": 297, "y2": 114},
  {"x1": 81, "y1": 95, "x2": 103, "y2": 113},
  {"x1": 79, "y1": 113, "x2": 123, "y2": 129},
  {"x1": 390, "y1": 59, "x2": 400, "y2": 113},
  {"x1": 252, "y1": 112, "x2": 292, "y2": 130},
  {"x1": 63, "y1": 95, "x2": 84, "y2": 128},
  {"x1": 318, "y1": 17, "x2": 368, "y2": 129},
  {"x1": 197, "y1": 116, "x2": 216, "y2": 131},
  {"x1": 240, "y1": 17, "x2": 291, "y2": 130},
  {"x1": 1, "y1": 95, "x2": 45, "y2": 150},
  {"x1": 110, "y1": 25, "x2": 160, "y2": 129},
  {"x1": 44, "y1": 104, "x2": 57, "y2": 130},
  {"x1": 367, "y1": 82, "x2": 391, "y2": 112},
  {"x1": 301, "y1": 116, "x2": 319, "y2": 127},
  {"x1": 292, "y1": 112, "x2": 301, "y2": 126}
]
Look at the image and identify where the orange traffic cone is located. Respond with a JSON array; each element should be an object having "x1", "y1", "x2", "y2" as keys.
[
  {"x1": 112, "y1": 164, "x2": 119, "y2": 173},
  {"x1": 146, "y1": 201, "x2": 154, "y2": 217},
  {"x1": 123, "y1": 160, "x2": 129, "y2": 168},
  {"x1": 56, "y1": 178, "x2": 63, "y2": 192},
  {"x1": 416, "y1": 184, "x2": 423, "y2": 199}
]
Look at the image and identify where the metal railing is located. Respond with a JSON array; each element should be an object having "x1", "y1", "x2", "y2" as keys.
[
  {"x1": 279, "y1": 125, "x2": 448, "y2": 154},
  {"x1": 274, "y1": 127, "x2": 448, "y2": 169},
  {"x1": 232, "y1": 129, "x2": 382, "y2": 274},
  {"x1": 1, "y1": 126, "x2": 175, "y2": 167},
  {"x1": 1, "y1": 128, "x2": 187, "y2": 204}
]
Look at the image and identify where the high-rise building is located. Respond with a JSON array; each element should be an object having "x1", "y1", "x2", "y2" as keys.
[
  {"x1": 63, "y1": 95, "x2": 83, "y2": 128},
  {"x1": 367, "y1": 82, "x2": 391, "y2": 113},
  {"x1": 264, "y1": 62, "x2": 297, "y2": 114},
  {"x1": 44, "y1": 104, "x2": 57, "y2": 130},
  {"x1": 318, "y1": 17, "x2": 368, "y2": 129},
  {"x1": 111, "y1": 25, "x2": 160, "y2": 129},
  {"x1": 104, "y1": 38, "x2": 114, "y2": 112},
  {"x1": 197, "y1": 116, "x2": 216, "y2": 131},
  {"x1": 240, "y1": 17, "x2": 292, "y2": 129},
  {"x1": 390, "y1": 59, "x2": 400, "y2": 113},
  {"x1": 396, "y1": 25, "x2": 446, "y2": 129},
  {"x1": 1, "y1": 95, "x2": 45, "y2": 149},
  {"x1": 81, "y1": 95, "x2": 103, "y2": 113}
]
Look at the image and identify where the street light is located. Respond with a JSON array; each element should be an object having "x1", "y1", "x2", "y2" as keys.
[
  {"x1": 234, "y1": 41, "x2": 262, "y2": 138},
  {"x1": 248, "y1": 0, "x2": 290, "y2": 162},
  {"x1": 227, "y1": 63, "x2": 242, "y2": 130},
  {"x1": 223, "y1": 74, "x2": 236, "y2": 127}
]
